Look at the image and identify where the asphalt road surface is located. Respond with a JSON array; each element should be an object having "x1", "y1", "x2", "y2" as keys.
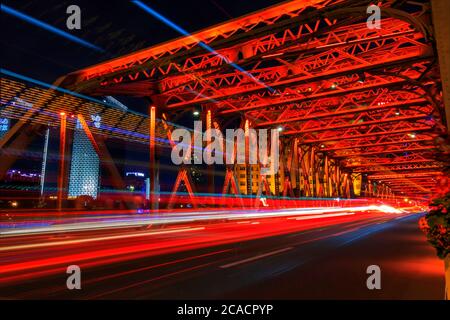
[{"x1": 0, "y1": 209, "x2": 444, "y2": 299}]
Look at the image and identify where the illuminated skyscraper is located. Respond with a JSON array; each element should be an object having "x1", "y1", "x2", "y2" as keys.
[
  {"x1": 67, "y1": 97, "x2": 127, "y2": 199},
  {"x1": 68, "y1": 119, "x2": 100, "y2": 199},
  {"x1": 68, "y1": 96, "x2": 128, "y2": 199}
]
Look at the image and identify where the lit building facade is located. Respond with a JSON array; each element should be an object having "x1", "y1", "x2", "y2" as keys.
[
  {"x1": 235, "y1": 164, "x2": 278, "y2": 196},
  {"x1": 67, "y1": 97, "x2": 127, "y2": 199},
  {"x1": 0, "y1": 117, "x2": 10, "y2": 138},
  {"x1": 68, "y1": 120, "x2": 100, "y2": 199}
]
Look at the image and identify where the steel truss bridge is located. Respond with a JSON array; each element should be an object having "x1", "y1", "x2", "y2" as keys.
[{"x1": 1, "y1": 0, "x2": 449, "y2": 210}]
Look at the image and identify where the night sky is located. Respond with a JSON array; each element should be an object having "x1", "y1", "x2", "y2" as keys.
[{"x1": 1, "y1": 0, "x2": 282, "y2": 92}]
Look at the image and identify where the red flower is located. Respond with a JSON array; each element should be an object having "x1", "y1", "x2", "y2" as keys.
[
  {"x1": 418, "y1": 217, "x2": 429, "y2": 232},
  {"x1": 436, "y1": 225, "x2": 447, "y2": 235}
]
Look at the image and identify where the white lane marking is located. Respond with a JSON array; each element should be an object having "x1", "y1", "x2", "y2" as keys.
[
  {"x1": 0, "y1": 227, "x2": 205, "y2": 252},
  {"x1": 219, "y1": 247, "x2": 293, "y2": 269}
]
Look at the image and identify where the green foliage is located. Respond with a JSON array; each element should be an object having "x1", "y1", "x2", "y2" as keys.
[{"x1": 422, "y1": 192, "x2": 450, "y2": 259}]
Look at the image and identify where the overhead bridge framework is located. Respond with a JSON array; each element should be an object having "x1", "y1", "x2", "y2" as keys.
[{"x1": 1, "y1": 0, "x2": 449, "y2": 208}]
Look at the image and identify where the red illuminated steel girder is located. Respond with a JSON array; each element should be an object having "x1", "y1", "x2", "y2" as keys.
[
  {"x1": 284, "y1": 118, "x2": 432, "y2": 149},
  {"x1": 387, "y1": 182, "x2": 436, "y2": 188},
  {"x1": 58, "y1": 0, "x2": 443, "y2": 202},
  {"x1": 322, "y1": 133, "x2": 434, "y2": 152},
  {"x1": 328, "y1": 141, "x2": 435, "y2": 153},
  {"x1": 386, "y1": 179, "x2": 437, "y2": 184},
  {"x1": 299, "y1": 120, "x2": 434, "y2": 143},
  {"x1": 62, "y1": 1, "x2": 438, "y2": 146},
  {"x1": 155, "y1": 17, "x2": 424, "y2": 98},
  {"x1": 389, "y1": 187, "x2": 435, "y2": 191},
  {"x1": 66, "y1": 3, "x2": 419, "y2": 97},
  {"x1": 62, "y1": 1, "x2": 436, "y2": 137},
  {"x1": 376, "y1": 176, "x2": 440, "y2": 188},
  {"x1": 284, "y1": 114, "x2": 432, "y2": 136},
  {"x1": 332, "y1": 144, "x2": 436, "y2": 158},
  {"x1": 369, "y1": 172, "x2": 444, "y2": 180},
  {"x1": 221, "y1": 78, "x2": 408, "y2": 116},
  {"x1": 274, "y1": 87, "x2": 434, "y2": 134},
  {"x1": 383, "y1": 177, "x2": 439, "y2": 184},
  {"x1": 384, "y1": 176, "x2": 439, "y2": 181},
  {"x1": 391, "y1": 185, "x2": 433, "y2": 190},
  {"x1": 395, "y1": 194, "x2": 432, "y2": 198},
  {"x1": 343, "y1": 152, "x2": 435, "y2": 166},
  {"x1": 156, "y1": 18, "x2": 419, "y2": 94},
  {"x1": 216, "y1": 61, "x2": 431, "y2": 116},
  {"x1": 66, "y1": 0, "x2": 341, "y2": 87},
  {"x1": 327, "y1": 138, "x2": 435, "y2": 156},
  {"x1": 162, "y1": 34, "x2": 431, "y2": 110},
  {"x1": 346, "y1": 161, "x2": 437, "y2": 171},
  {"x1": 391, "y1": 184, "x2": 434, "y2": 188},
  {"x1": 252, "y1": 90, "x2": 429, "y2": 127},
  {"x1": 350, "y1": 158, "x2": 439, "y2": 167},
  {"x1": 389, "y1": 184, "x2": 434, "y2": 189},
  {"x1": 350, "y1": 162, "x2": 442, "y2": 173},
  {"x1": 389, "y1": 186, "x2": 435, "y2": 189},
  {"x1": 388, "y1": 186, "x2": 435, "y2": 192},
  {"x1": 385, "y1": 177, "x2": 437, "y2": 181},
  {"x1": 390, "y1": 184, "x2": 434, "y2": 189},
  {"x1": 393, "y1": 192, "x2": 432, "y2": 196},
  {"x1": 66, "y1": 16, "x2": 428, "y2": 113},
  {"x1": 389, "y1": 188, "x2": 434, "y2": 193},
  {"x1": 390, "y1": 188, "x2": 432, "y2": 194}
]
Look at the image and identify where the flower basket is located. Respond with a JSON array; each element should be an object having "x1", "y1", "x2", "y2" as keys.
[{"x1": 419, "y1": 192, "x2": 450, "y2": 299}]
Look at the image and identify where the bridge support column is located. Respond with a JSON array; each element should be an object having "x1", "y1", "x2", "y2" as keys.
[
  {"x1": 204, "y1": 108, "x2": 215, "y2": 196},
  {"x1": 214, "y1": 119, "x2": 244, "y2": 207},
  {"x1": 281, "y1": 139, "x2": 295, "y2": 198},
  {"x1": 222, "y1": 165, "x2": 242, "y2": 206},
  {"x1": 149, "y1": 105, "x2": 159, "y2": 211},
  {"x1": 244, "y1": 119, "x2": 253, "y2": 197},
  {"x1": 57, "y1": 112, "x2": 67, "y2": 211},
  {"x1": 431, "y1": 0, "x2": 450, "y2": 133},
  {"x1": 161, "y1": 113, "x2": 197, "y2": 209}
]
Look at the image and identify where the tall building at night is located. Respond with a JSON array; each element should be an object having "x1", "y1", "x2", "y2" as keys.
[
  {"x1": 68, "y1": 119, "x2": 100, "y2": 199},
  {"x1": 68, "y1": 97, "x2": 127, "y2": 199}
]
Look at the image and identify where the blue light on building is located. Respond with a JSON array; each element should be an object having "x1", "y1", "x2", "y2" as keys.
[
  {"x1": 0, "y1": 118, "x2": 9, "y2": 138},
  {"x1": 68, "y1": 119, "x2": 100, "y2": 199}
]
